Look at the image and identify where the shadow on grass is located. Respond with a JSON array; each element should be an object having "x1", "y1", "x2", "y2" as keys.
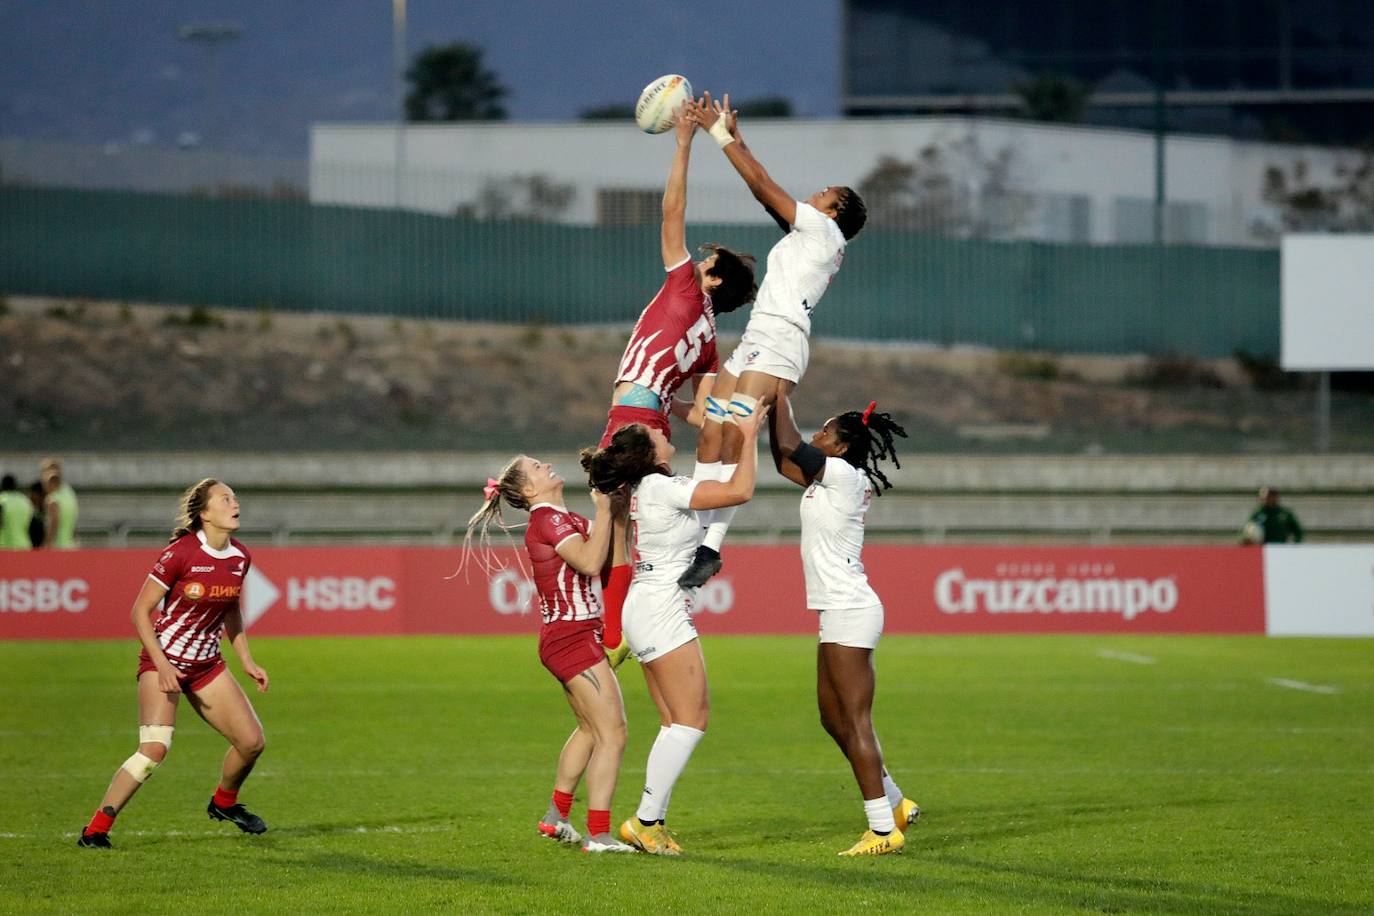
[
  {"x1": 696, "y1": 797, "x2": 1366, "y2": 915},
  {"x1": 271, "y1": 849, "x2": 515, "y2": 886}
]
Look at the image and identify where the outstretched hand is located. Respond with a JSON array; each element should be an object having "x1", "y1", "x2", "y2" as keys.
[
  {"x1": 672, "y1": 104, "x2": 697, "y2": 143},
  {"x1": 687, "y1": 91, "x2": 739, "y2": 139}
]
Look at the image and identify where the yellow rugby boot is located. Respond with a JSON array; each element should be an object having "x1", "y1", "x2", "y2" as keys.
[
  {"x1": 893, "y1": 797, "x2": 921, "y2": 831},
  {"x1": 619, "y1": 818, "x2": 679, "y2": 855},
  {"x1": 838, "y1": 827, "x2": 905, "y2": 857},
  {"x1": 605, "y1": 639, "x2": 632, "y2": 670},
  {"x1": 658, "y1": 822, "x2": 683, "y2": 854}
]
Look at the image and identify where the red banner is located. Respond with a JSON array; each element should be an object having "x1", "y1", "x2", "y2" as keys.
[{"x1": 0, "y1": 544, "x2": 1264, "y2": 640}]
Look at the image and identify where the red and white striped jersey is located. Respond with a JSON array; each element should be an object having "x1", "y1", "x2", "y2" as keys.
[
  {"x1": 614, "y1": 257, "x2": 718, "y2": 409},
  {"x1": 525, "y1": 504, "x2": 603, "y2": 625},
  {"x1": 147, "y1": 530, "x2": 251, "y2": 667}
]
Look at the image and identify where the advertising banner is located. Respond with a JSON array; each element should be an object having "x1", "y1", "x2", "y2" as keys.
[{"x1": 0, "y1": 544, "x2": 1266, "y2": 640}]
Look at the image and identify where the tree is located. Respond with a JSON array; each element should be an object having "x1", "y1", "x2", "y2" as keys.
[
  {"x1": 1013, "y1": 72, "x2": 1091, "y2": 124},
  {"x1": 857, "y1": 136, "x2": 1032, "y2": 238},
  {"x1": 1258, "y1": 151, "x2": 1374, "y2": 237},
  {"x1": 405, "y1": 43, "x2": 507, "y2": 122}
]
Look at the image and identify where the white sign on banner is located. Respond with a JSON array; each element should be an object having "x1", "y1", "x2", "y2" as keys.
[
  {"x1": 1264, "y1": 545, "x2": 1374, "y2": 636},
  {"x1": 1280, "y1": 235, "x2": 1374, "y2": 370}
]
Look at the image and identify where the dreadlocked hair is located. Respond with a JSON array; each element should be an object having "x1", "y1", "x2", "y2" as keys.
[
  {"x1": 456, "y1": 456, "x2": 532, "y2": 579},
  {"x1": 580, "y1": 424, "x2": 666, "y2": 497},
  {"x1": 833, "y1": 408, "x2": 908, "y2": 495}
]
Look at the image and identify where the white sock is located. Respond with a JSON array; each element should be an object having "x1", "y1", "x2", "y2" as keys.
[
  {"x1": 635, "y1": 724, "x2": 705, "y2": 822},
  {"x1": 692, "y1": 462, "x2": 721, "y2": 538},
  {"x1": 700, "y1": 463, "x2": 738, "y2": 552},
  {"x1": 881, "y1": 768, "x2": 904, "y2": 809},
  {"x1": 864, "y1": 796, "x2": 897, "y2": 834}
]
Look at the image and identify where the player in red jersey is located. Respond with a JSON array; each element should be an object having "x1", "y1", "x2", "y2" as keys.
[
  {"x1": 77, "y1": 479, "x2": 270, "y2": 849},
  {"x1": 465, "y1": 455, "x2": 635, "y2": 853},
  {"x1": 598, "y1": 109, "x2": 759, "y2": 663}
]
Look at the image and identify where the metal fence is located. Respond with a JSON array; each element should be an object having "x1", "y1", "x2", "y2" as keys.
[{"x1": 0, "y1": 182, "x2": 1280, "y2": 358}]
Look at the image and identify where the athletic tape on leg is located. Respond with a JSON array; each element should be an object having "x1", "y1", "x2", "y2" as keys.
[
  {"x1": 703, "y1": 396, "x2": 730, "y2": 424},
  {"x1": 727, "y1": 393, "x2": 759, "y2": 418},
  {"x1": 121, "y1": 751, "x2": 160, "y2": 783},
  {"x1": 139, "y1": 725, "x2": 174, "y2": 749}
]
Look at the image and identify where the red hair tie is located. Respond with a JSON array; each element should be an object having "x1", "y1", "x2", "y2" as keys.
[
  {"x1": 861, "y1": 401, "x2": 877, "y2": 426},
  {"x1": 483, "y1": 477, "x2": 500, "y2": 501}
]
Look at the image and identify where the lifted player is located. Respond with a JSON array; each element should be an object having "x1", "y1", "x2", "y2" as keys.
[
  {"x1": 679, "y1": 92, "x2": 867, "y2": 589},
  {"x1": 597, "y1": 108, "x2": 757, "y2": 663}
]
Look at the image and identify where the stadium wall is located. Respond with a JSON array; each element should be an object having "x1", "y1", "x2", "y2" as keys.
[
  {"x1": 3, "y1": 544, "x2": 1364, "y2": 639},
  {"x1": 0, "y1": 186, "x2": 1279, "y2": 356}
]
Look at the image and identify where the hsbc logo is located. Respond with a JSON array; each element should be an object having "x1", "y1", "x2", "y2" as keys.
[
  {"x1": 690, "y1": 578, "x2": 734, "y2": 615},
  {"x1": 489, "y1": 569, "x2": 536, "y2": 615},
  {"x1": 0, "y1": 579, "x2": 90, "y2": 613}
]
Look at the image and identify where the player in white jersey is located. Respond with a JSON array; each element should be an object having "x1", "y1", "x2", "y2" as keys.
[
  {"x1": 678, "y1": 92, "x2": 868, "y2": 589},
  {"x1": 579, "y1": 405, "x2": 767, "y2": 855},
  {"x1": 768, "y1": 396, "x2": 921, "y2": 858},
  {"x1": 462, "y1": 455, "x2": 634, "y2": 853}
]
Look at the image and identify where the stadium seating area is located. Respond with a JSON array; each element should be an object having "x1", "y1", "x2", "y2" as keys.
[{"x1": 11, "y1": 452, "x2": 1370, "y2": 547}]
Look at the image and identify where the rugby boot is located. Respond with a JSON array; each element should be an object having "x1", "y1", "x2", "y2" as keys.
[
  {"x1": 76, "y1": 831, "x2": 112, "y2": 849},
  {"x1": 676, "y1": 546, "x2": 722, "y2": 589},
  {"x1": 207, "y1": 799, "x2": 268, "y2": 834},
  {"x1": 893, "y1": 797, "x2": 921, "y2": 831},
  {"x1": 619, "y1": 818, "x2": 679, "y2": 855},
  {"x1": 838, "y1": 827, "x2": 905, "y2": 857},
  {"x1": 537, "y1": 804, "x2": 582, "y2": 844}
]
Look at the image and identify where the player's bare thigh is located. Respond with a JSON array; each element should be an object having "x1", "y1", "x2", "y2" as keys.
[
  {"x1": 642, "y1": 639, "x2": 709, "y2": 730},
  {"x1": 563, "y1": 659, "x2": 627, "y2": 739},
  {"x1": 187, "y1": 669, "x2": 264, "y2": 751},
  {"x1": 138, "y1": 670, "x2": 179, "y2": 731}
]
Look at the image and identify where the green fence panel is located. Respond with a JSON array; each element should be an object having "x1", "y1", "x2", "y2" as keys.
[{"x1": 0, "y1": 186, "x2": 1280, "y2": 357}]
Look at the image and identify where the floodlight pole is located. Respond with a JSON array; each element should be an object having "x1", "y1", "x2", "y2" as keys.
[
  {"x1": 392, "y1": 0, "x2": 407, "y2": 209},
  {"x1": 179, "y1": 22, "x2": 243, "y2": 146}
]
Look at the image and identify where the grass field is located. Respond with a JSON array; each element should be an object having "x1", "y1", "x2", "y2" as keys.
[{"x1": 1, "y1": 635, "x2": 1371, "y2": 914}]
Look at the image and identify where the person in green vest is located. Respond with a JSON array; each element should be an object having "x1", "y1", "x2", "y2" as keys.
[
  {"x1": 41, "y1": 460, "x2": 79, "y2": 549},
  {"x1": 1241, "y1": 486, "x2": 1303, "y2": 545},
  {"x1": 0, "y1": 474, "x2": 34, "y2": 549}
]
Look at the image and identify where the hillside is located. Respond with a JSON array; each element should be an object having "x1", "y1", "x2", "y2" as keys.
[{"x1": 3, "y1": 296, "x2": 1370, "y2": 454}]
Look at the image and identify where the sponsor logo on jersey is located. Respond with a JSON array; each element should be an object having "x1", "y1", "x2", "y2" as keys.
[
  {"x1": 208, "y1": 585, "x2": 242, "y2": 599},
  {"x1": 190, "y1": 565, "x2": 216, "y2": 573},
  {"x1": 183, "y1": 582, "x2": 205, "y2": 600},
  {"x1": 551, "y1": 514, "x2": 563, "y2": 526}
]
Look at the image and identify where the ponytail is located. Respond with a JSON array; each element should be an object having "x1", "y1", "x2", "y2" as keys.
[{"x1": 170, "y1": 478, "x2": 221, "y2": 543}]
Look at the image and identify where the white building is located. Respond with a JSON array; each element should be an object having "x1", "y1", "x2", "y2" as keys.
[{"x1": 310, "y1": 117, "x2": 1360, "y2": 247}]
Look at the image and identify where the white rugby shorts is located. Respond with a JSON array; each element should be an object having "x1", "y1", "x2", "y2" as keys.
[
  {"x1": 723, "y1": 318, "x2": 809, "y2": 383},
  {"x1": 624, "y1": 579, "x2": 699, "y2": 664},
  {"x1": 817, "y1": 603, "x2": 884, "y2": 649}
]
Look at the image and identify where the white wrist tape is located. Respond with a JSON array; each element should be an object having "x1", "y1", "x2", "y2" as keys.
[{"x1": 708, "y1": 119, "x2": 735, "y2": 148}]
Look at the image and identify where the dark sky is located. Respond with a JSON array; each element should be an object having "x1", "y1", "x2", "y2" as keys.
[{"x1": 0, "y1": 0, "x2": 841, "y2": 155}]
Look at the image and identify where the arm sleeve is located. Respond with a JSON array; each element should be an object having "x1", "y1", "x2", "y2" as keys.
[
  {"x1": 792, "y1": 202, "x2": 840, "y2": 261},
  {"x1": 647, "y1": 474, "x2": 700, "y2": 510},
  {"x1": 790, "y1": 441, "x2": 827, "y2": 480},
  {"x1": 815, "y1": 457, "x2": 856, "y2": 490},
  {"x1": 149, "y1": 542, "x2": 183, "y2": 589},
  {"x1": 664, "y1": 257, "x2": 698, "y2": 298}
]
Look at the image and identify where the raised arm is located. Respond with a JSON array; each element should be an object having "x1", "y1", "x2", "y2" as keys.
[
  {"x1": 690, "y1": 405, "x2": 769, "y2": 510},
  {"x1": 689, "y1": 92, "x2": 796, "y2": 227},
  {"x1": 768, "y1": 394, "x2": 812, "y2": 488},
  {"x1": 554, "y1": 489, "x2": 616, "y2": 576},
  {"x1": 661, "y1": 109, "x2": 696, "y2": 269}
]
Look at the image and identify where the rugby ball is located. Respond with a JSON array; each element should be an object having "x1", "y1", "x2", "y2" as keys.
[{"x1": 635, "y1": 74, "x2": 692, "y2": 134}]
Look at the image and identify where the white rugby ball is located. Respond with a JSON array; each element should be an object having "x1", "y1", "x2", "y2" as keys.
[{"x1": 635, "y1": 74, "x2": 693, "y2": 134}]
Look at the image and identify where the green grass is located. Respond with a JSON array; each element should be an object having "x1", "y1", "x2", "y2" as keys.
[{"x1": 1, "y1": 635, "x2": 1371, "y2": 914}]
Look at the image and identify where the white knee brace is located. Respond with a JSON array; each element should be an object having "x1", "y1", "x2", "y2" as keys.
[{"x1": 121, "y1": 725, "x2": 174, "y2": 783}]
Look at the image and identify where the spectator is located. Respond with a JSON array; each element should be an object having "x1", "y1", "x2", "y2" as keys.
[
  {"x1": 41, "y1": 457, "x2": 79, "y2": 549},
  {"x1": 0, "y1": 474, "x2": 34, "y2": 549},
  {"x1": 1241, "y1": 486, "x2": 1303, "y2": 545},
  {"x1": 27, "y1": 480, "x2": 47, "y2": 548}
]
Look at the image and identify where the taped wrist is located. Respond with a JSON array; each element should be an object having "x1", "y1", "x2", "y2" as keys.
[
  {"x1": 790, "y1": 442, "x2": 826, "y2": 479},
  {"x1": 709, "y1": 119, "x2": 735, "y2": 148}
]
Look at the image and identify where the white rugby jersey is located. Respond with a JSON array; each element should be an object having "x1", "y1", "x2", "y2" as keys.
[
  {"x1": 628, "y1": 473, "x2": 701, "y2": 586},
  {"x1": 799, "y1": 457, "x2": 881, "y2": 611},
  {"x1": 747, "y1": 201, "x2": 846, "y2": 337}
]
